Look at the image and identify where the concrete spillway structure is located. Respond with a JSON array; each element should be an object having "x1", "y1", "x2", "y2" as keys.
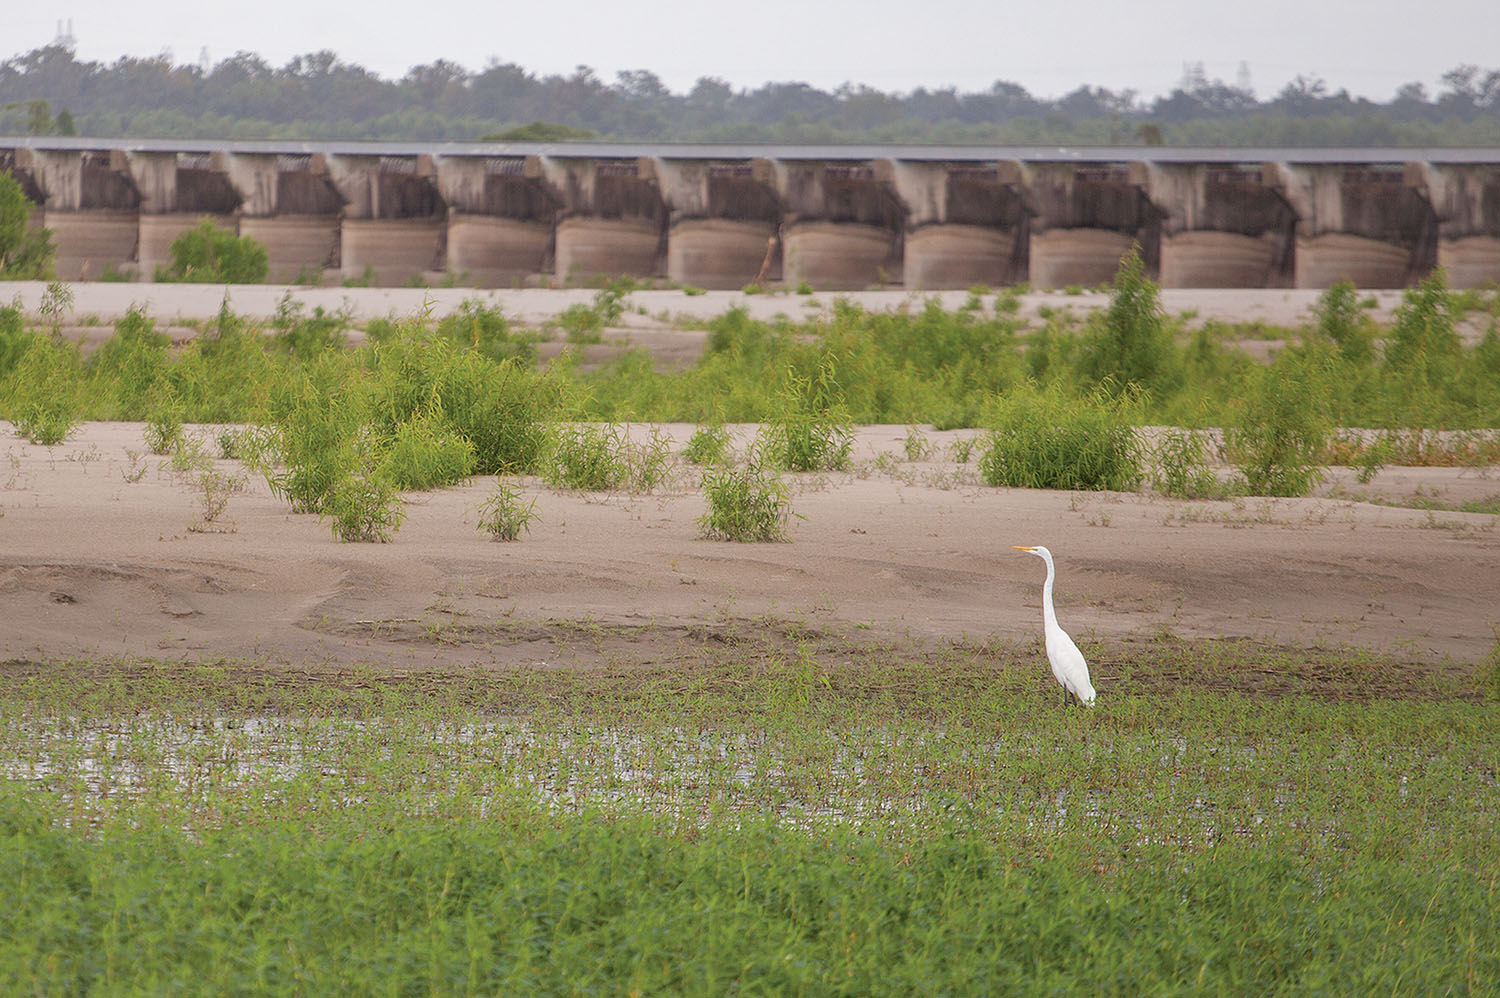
[
  {"x1": 4, "y1": 139, "x2": 1500, "y2": 290},
  {"x1": 774, "y1": 159, "x2": 905, "y2": 289},
  {"x1": 226, "y1": 152, "x2": 344, "y2": 282},
  {"x1": 1270, "y1": 162, "x2": 1438, "y2": 288},
  {"x1": 543, "y1": 156, "x2": 667, "y2": 283},
  {"x1": 1026, "y1": 161, "x2": 1163, "y2": 288},
  {"x1": 886, "y1": 160, "x2": 1029, "y2": 289},
  {"x1": 1141, "y1": 162, "x2": 1296, "y2": 288},
  {"x1": 653, "y1": 158, "x2": 781, "y2": 289},
  {"x1": 436, "y1": 154, "x2": 557, "y2": 286}
]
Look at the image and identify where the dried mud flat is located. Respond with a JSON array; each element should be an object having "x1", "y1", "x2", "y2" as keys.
[{"x1": 2, "y1": 422, "x2": 1497, "y2": 687}]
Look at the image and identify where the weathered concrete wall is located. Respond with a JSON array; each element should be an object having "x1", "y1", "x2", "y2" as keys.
[{"x1": 8, "y1": 141, "x2": 1500, "y2": 290}]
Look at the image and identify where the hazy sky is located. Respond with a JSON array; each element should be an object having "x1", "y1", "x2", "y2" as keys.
[{"x1": 15, "y1": 1, "x2": 1500, "y2": 102}]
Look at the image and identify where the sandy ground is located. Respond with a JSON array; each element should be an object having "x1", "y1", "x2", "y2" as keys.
[
  {"x1": 10, "y1": 282, "x2": 1407, "y2": 328},
  {"x1": 3, "y1": 285, "x2": 1497, "y2": 673},
  {"x1": 2, "y1": 422, "x2": 1496, "y2": 673}
]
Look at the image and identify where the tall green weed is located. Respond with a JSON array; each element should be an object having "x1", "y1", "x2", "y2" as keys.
[
  {"x1": 978, "y1": 382, "x2": 1143, "y2": 491},
  {"x1": 1226, "y1": 351, "x2": 1332, "y2": 496}
]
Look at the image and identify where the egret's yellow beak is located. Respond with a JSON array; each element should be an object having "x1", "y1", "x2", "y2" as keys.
[{"x1": 1011, "y1": 545, "x2": 1035, "y2": 552}]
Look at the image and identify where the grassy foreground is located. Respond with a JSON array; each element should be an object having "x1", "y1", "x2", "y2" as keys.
[{"x1": 2, "y1": 643, "x2": 1497, "y2": 994}]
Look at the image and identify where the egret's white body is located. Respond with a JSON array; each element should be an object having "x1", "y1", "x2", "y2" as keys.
[{"x1": 1012, "y1": 545, "x2": 1096, "y2": 706}]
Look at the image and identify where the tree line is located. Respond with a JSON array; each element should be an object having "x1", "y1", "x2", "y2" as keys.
[{"x1": 3, "y1": 42, "x2": 1499, "y2": 146}]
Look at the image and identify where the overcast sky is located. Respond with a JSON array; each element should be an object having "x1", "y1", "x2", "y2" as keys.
[{"x1": 14, "y1": 1, "x2": 1500, "y2": 102}]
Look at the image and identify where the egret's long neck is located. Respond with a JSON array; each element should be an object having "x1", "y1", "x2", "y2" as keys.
[{"x1": 1040, "y1": 554, "x2": 1060, "y2": 631}]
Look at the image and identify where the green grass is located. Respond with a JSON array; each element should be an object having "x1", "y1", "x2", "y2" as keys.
[{"x1": 0, "y1": 640, "x2": 1495, "y2": 993}]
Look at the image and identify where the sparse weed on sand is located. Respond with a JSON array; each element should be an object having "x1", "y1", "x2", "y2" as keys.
[
  {"x1": 698, "y1": 449, "x2": 794, "y2": 542},
  {"x1": 477, "y1": 481, "x2": 539, "y2": 541}
]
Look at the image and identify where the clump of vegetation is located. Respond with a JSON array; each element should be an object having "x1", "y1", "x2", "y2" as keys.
[
  {"x1": 269, "y1": 294, "x2": 349, "y2": 357},
  {"x1": 979, "y1": 382, "x2": 1143, "y2": 491},
  {"x1": 142, "y1": 378, "x2": 186, "y2": 454},
  {"x1": 1149, "y1": 428, "x2": 1226, "y2": 499},
  {"x1": 477, "y1": 482, "x2": 539, "y2": 541},
  {"x1": 1313, "y1": 280, "x2": 1377, "y2": 365},
  {"x1": 323, "y1": 464, "x2": 405, "y2": 542},
  {"x1": 1080, "y1": 247, "x2": 1178, "y2": 394},
  {"x1": 543, "y1": 423, "x2": 631, "y2": 491},
  {"x1": 88, "y1": 307, "x2": 171, "y2": 418},
  {"x1": 1226, "y1": 352, "x2": 1332, "y2": 497},
  {"x1": 555, "y1": 283, "x2": 630, "y2": 344},
  {"x1": 1383, "y1": 268, "x2": 1463, "y2": 418},
  {"x1": 155, "y1": 218, "x2": 269, "y2": 284},
  {"x1": 435, "y1": 299, "x2": 539, "y2": 363},
  {"x1": 698, "y1": 452, "x2": 793, "y2": 541},
  {"x1": 543, "y1": 423, "x2": 673, "y2": 493},
  {"x1": 0, "y1": 171, "x2": 55, "y2": 279},
  {"x1": 188, "y1": 467, "x2": 244, "y2": 533},
  {"x1": 683, "y1": 421, "x2": 732, "y2": 466},
  {"x1": 760, "y1": 357, "x2": 855, "y2": 471},
  {"x1": 903, "y1": 426, "x2": 934, "y2": 461},
  {"x1": 7, "y1": 335, "x2": 83, "y2": 445},
  {"x1": 376, "y1": 408, "x2": 476, "y2": 491}
]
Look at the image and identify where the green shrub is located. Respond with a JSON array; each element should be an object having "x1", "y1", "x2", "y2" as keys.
[
  {"x1": 543, "y1": 424, "x2": 628, "y2": 491},
  {"x1": 555, "y1": 284, "x2": 630, "y2": 344},
  {"x1": 0, "y1": 172, "x2": 54, "y2": 279},
  {"x1": 270, "y1": 295, "x2": 348, "y2": 357},
  {"x1": 1080, "y1": 247, "x2": 1178, "y2": 392},
  {"x1": 88, "y1": 306, "x2": 171, "y2": 417},
  {"x1": 169, "y1": 304, "x2": 279, "y2": 423},
  {"x1": 761, "y1": 357, "x2": 854, "y2": 471},
  {"x1": 978, "y1": 382, "x2": 1143, "y2": 491},
  {"x1": 376, "y1": 408, "x2": 476, "y2": 491},
  {"x1": 903, "y1": 426, "x2": 934, "y2": 461},
  {"x1": 1384, "y1": 269, "x2": 1462, "y2": 416},
  {"x1": 265, "y1": 353, "x2": 370, "y2": 513},
  {"x1": 477, "y1": 482, "x2": 539, "y2": 541},
  {"x1": 436, "y1": 299, "x2": 538, "y2": 363},
  {"x1": 1225, "y1": 353, "x2": 1331, "y2": 497},
  {"x1": 0, "y1": 300, "x2": 29, "y2": 379},
  {"x1": 216, "y1": 425, "x2": 273, "y2": 468},
  {"x1": 369, "y1": 330, "x2": 558, "y2": 477},
  {"x1": 156, "y1": 218, "x2": 269, "y2": 284},
  {"x1": 143, "y1": 378, "x2": 186, "y2": 455},
  {"x1": 323, "y1": 465, "x2": 405, "y2": 542},
  {"x1": 698, "y1": 454, "x2": 793, "y2": 542},
  {"x1": 1314, "y1": 280, "x2": 1376, "y2": 365},
  {"x1": 7, "y1": 335, "x2": 84, "y2": 445},
  {"x1": 1149, "y1": 428, "x2": 1226, "y2": 499},
  {"x1": 683, "y1": 422, "x2": 732, "y2": 466}
]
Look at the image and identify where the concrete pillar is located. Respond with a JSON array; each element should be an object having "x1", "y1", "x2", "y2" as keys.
[
  {"x1": 1269, "y1": 162, "x2": 1437, "y2": 288},
  {"x1": 768, "y1": 159, "x2": 904, "y2": 288},
  {"x1": 540, "y1": 156, "x2": 666, "y2": 282},
  {"x1": 1411, "y1": 162, "x2": 1500, "y2": 287},
  {"x1": 888, "y1": 160, "x2": 1028, "y2": 288},
  {"x1": 21, "y1": 148, "x2": 140, "y2": 279},
  {"x1": 652, "y1": 158, "x2": 781, "y2": 288},
  {"x1": 1022, "y1": 161, "x2": 1159, "y2": 288},
  {"x1": 327, "y1": 153, "x2": 446, "y2": 285}
]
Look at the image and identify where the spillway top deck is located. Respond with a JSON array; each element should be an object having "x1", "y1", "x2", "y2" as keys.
[{"x1": 3, "y1": 135, "x2": 1499, "y2": 164}]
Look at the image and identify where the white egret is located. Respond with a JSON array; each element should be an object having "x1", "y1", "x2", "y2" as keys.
[{"x1": 1012, "y1": 545, "x2": 1097, "y2": 706}]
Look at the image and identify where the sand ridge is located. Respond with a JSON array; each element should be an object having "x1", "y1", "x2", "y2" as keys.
[{"x1": 2, "y1": 422, "x2": 1496, "y2": 671}]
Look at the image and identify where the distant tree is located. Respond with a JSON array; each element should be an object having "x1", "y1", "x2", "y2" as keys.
[
  {"x1": 480, "y1": 121, "x2": 597, "y2": 142},
  {"x1": 2, "y1": 42, "x2": 1499, "y2": 146}
]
